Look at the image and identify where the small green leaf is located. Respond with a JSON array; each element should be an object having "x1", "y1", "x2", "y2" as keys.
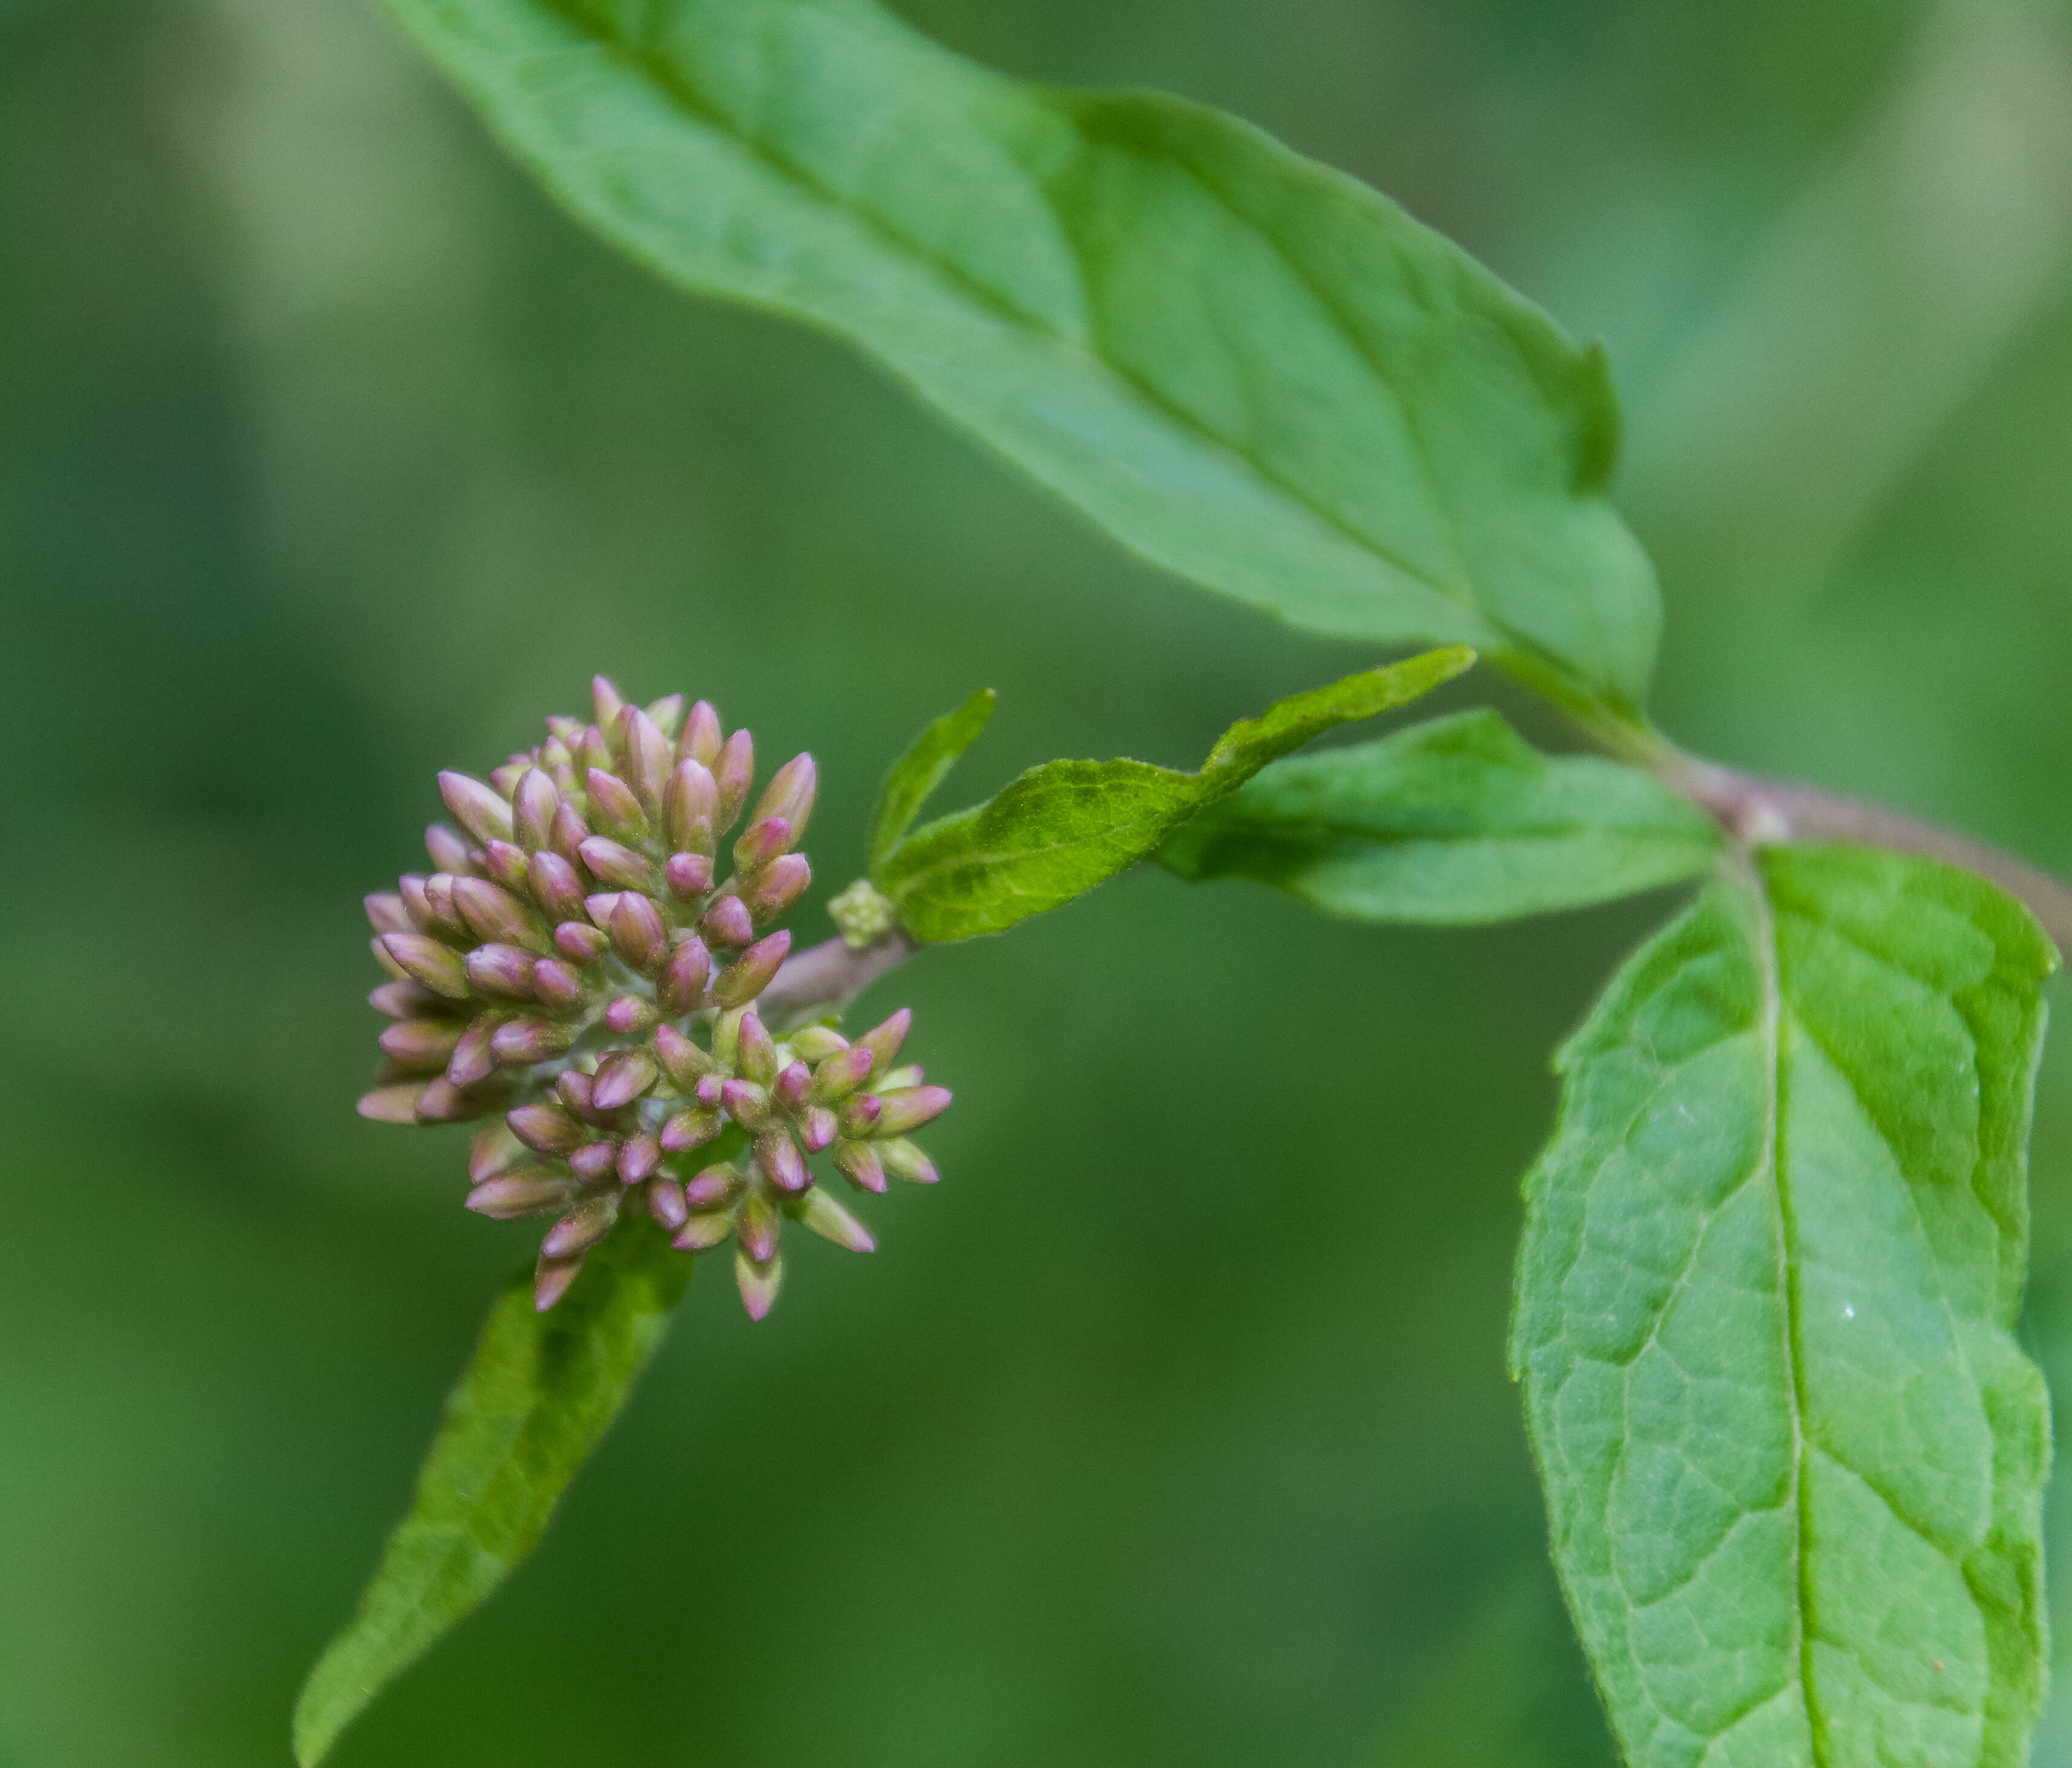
[
  {"x1": 1158, "y1": 709, "x2": 1721, "y2": 923},
  {"x1": 875, "y1": 647, "x2": 1472, "y2": 942},
  {"x1": 293, "y1": 1219, "x2": 693, "y2": 1766},
  {"x1": 1511, "y1": 848, "x2": 2056, "y2": 1767},
  {"x1": 375, "y1": 0, "x2": 1660, "y2": 715},
  {"x1": 869, "y1": 687, "x2": 995, "y2": 868}
]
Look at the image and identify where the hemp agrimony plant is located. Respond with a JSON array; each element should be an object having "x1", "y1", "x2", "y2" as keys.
[{"x1": 294, "y1": 3, "x2": 2072, "y2": 1765}]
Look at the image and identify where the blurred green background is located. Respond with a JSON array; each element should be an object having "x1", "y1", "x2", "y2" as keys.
[{"x1": 4, "y1": 0, "x2": 2071, "y2": 1762}]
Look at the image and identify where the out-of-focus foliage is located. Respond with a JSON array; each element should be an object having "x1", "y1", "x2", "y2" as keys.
[{"x1": 2, "y1": 1, "x2": 2069, "y2": 1766}]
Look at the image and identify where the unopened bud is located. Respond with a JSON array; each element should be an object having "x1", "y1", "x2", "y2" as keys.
[
  {"x1": 732, "y1": 816, "x2": 792, "y2": 874},
  {"x1": 838, "y1": 1094, "x2": 882, "y2": 1136},
  {"x1": 469, "y1": 1121, "x2": 525, "y2": 1184},
  {"x1": 514, "y1": 768, "x2": 561, "y2": 852},
  {"x1": 736, "y1": 1012, "x2": 777, "y2": 1084},
  {"x1": 772, "y1": 1061, "x2": 811, "y2": 1112},
  {"x1": 366, "y1": 891, "x2": 412, "y2": 935},
  {"x1": 660, "y1": 1107, "x2": 722, "y2": 1153},
  {"x1": 679, "y1": 699, "x2": 722, "y2": 767},
  {"x1": 646, "y1": 693, "x2": 685, "y2": 739},
  {"x1": 797, "y1": 1106, "x2": 838, "y2": 1153},
  {"x1": 694, "y1": 1074, "x2": 725, "y2": 1108},
  {"x1": 618, "y1": 707, "x2": 674, "y2": 811},
  {"x1": 482, "y1": 840, "x2": 533, "y2": 893},
  {"x1": 424, "y1": 823, "x2": 477, "y2": 876},
  {"x1": 397, "y1": 875, "x2": 447, "y2": 938},
  {"x1": 570, "y1": 1141, "x2": 620, "y2": 1183},
  {"x1": 454, "y1": 879, "x2": 545, "y2": 953},
  {"x1": 657, "y1": 937, "x2": 712, "y2": 1016},
  {"x1": 379, "y1": 1018, "x2": 464, "y2": 1069},
  {"x1": 809, "y1": 1044, "x2": 875, "y2": 1102},
  {"x1": 532, "y1": 958, "x2": 586, "y2": 1011},
  {"x1": 490, "y1": 1017, "x2": 576, "y2": 1065},
  {"x1": 872, "y1": 1086, "x2": 952, "y2": 1137},
  {"x1": 734, "y1": 1247, "x2": 783, "y2": 1321},
  {"x1": 550, "y1": 801, "x2": 591, "y2": 866},
  {"x1": 554, "y1": 920, "x2": 610, "y2": 964},
  {"x1": 832, "y1": 1140, "x2": 886, "y2": 1193},
  {"x1": 646, "y1": 1176, "x2": 688, "y2": 1232},
  {"x1": 682, "y1": 1165, "x2": 739, "y2": 1211},
  {"x1": 611, "y1": 892, "x2": 669, "y2": 974},
  {"x1": 617, "y1": 1132, "x2": 662, "y2": 1185},
  {"x1": 528, "y1": 850, "x2": 588, "y2": 923},
  {"x1": 423, "y1": 874, "x2": 464, "y2": 934},
  {"x1": 577, "y1": 724, "x2": 614, "y2": 777},
  {"x1": 358, "y1": 1083, "x2": 429, "y2": 1124},
  {"x1": 369, "y1": 979, "x2": 447, "y2": 1019},
  {"x1": 467, "y1": 1170, "x2": 580, "y2": 1219},
  {"x1": 446, "y1": 1021, "x2": 501, "y2": 1089},
  {"x1": 653, "y1": 1023, "x2": 712, "y2": 1089},
  {"x1": 858, "y1": 1008, "x2": 910, "y2": 1071},
  {"x1": 714, "y1": 930, "x2": 790, "y2": 1008},
  {"x1": 878, "y1": 1139, "x2": 939, "y2": 1186},
  {"x1": 664, "y1": 760, "x2": 719, "y2": 853},
  {"x1": 752, "y1": 753, "x2": 817, "y2": 842},
  {"x1": 789, "y1": 1025, "x2": 849, "y2": 1062},
  {"x1": 720, "y1": 1077, "x2": 771, "y2": 1129},
  {"x1": 713, "y1": 728, "x2": 755, "y2": 829},
  {"x1": 605, "y1": 995, "x2": 660, "y2": 1036},
  {"x1": 791, "y1": 1187, "x2": 874, "y2": 1253},
  {"x1": 542, "y1": 1192, "x2": 620, "y2": 1258},
  {"x1": 673, "y1": 1212, "x2": 734, "y2": 1252},
  {"x1": 585, "y1": 767, "x2": 648, "y2": 839},
  {"x1": 461, "y1": 943, "x2": 533, "y2": 1001},
  {"x1": 737, "y1": 1190, "x2": 780, "y2": 1264},
  {"x1": 665, "y1": 850, "x2": 714, "y2": 900},
  {"x1": 740, "y1": 853, "x2": 811, "y2": 922},
  {"x1": 439, "y1": 771, "x2": 513, "y2": 846},
  {"x1": 592, "y1": 1047, "x2": 659, "y2": 1110},
  {"x1": 556, "y1": 1070, "x2": 596, "y2": 1115},
  {"x1": 488, "y1": 759, "x2": 528, "y2": 798},
  {"x1": 380, "y1": 933, "x2": 472, "y2": 1000},
  {"x1": 579, "y1": 836, "x2": 655, "y2": 892},
  {"x1": 755, "y1": 1132, "x2": 809, "y2": 1193},
  {"x1": 534, "y1": 1251, "x2": 585, "y2": 1312},
  {"x1": 700, "y1": 892, "x2": 755, "y2": 949},
  {"x1": 591, "y1": 675, "x2": 627, "y2": 734},
  {"x1": 827, "y1": 876, "x2": 896, "y2": 949},
  {"x1": 509, "y1": 1102, "x2": 587, "y2": 1155}
]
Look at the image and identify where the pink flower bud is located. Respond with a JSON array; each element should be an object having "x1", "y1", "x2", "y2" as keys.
[
  {"x1": 469, "y1": 1121, "x2": 525, "y2": 1185},
  {"x1": 714, "y1": 930, "x2": 791, "y2": 1008},
  {"x1": 542, "y1": 1192, "x2": 620, "y2": 1259},
  {"x1": 380, "y1": 933, "x2": 472, "y2": 1000},
  {"x1": 734, "y1": 1246, "x2": 782, "y2": 1321},
  {"x1": 529, "y1": 849, "x2": 588, "y2": 923},
  {"x1": 619, "y1": 707, "x2": 674, "y2": 811},
  {"x1": 657, "y1": 937, "x2": 712, "y2": 1016},
  {"x1": 737, "y1": 1191, "x2": 780, "y2": 1264},
  {"x1": 878, "y1": 1139, "x2": 939, "y2": 1186},
  {"x1": 740, "y1": 853, "x2": 811, "y2": 922},
  {"x1": 838, "y1": 1094, "x2": 882, "y2": 1136},
  {"x1": 591, "y1": 1047, "x2": 659, "y2": 1111},
  {"x1": 833, "y1": 1140, "x2": 886, "y2": 1193},
  {"x1": 482, "y1": 839, "x2": 533, "y2": 892},
  {"x1": 672, "y1": 1212, "x2": 734, "y2": 1253},
  {"x1": 809, "y1": 1044, "x2": 875, "y2": 1102},
  {"x1": 439, "y1": 771, "x2": 513, "y2": 846},
  {"x1": 714, "y1": 728, "x2": 755, "y2": 829},
  {"x1": 357, "y1": 1083, "x2": 429, "y2": 1124},
  {"x1": 531, "y1": 958, "x2": 585, "y2": 1011},
  {"x1": 578, "y1": 836, "x2": 654, "y2": 891},
  {"x1": 872, "y1": 1086, "x2": 953, "y2": 1137},
  {"x1": 454, "y1": 877, "x2": 546, "y2": 952},
  {"x1": 467, "y1": 1172, "x2": 579, "y2": 1219},
  {"x1": 585, "y1": 767, "x2": 648, "y2": 839},
  {"x1": 508, "y1": 1103, "x2": 586, "y2": 1155},
  {"x1": 513, "y1": 768, "x2": 560, "y2": 852},
  {"x1": 797, "y1": 1106, "x2": 838, "y2": 1153},
  {"x1": 789, "y1": 1026, "x2": 849, "y2": 1062},
  {"x1": 591, "y1": 675, "x2": 627, "y2": 734},
  {"x1": 665, "y1": 760, "x2": 719, "y2": 854},
  {"x1": 857, "y1": 1008, "x2": 911, "y2": 1071},
  {"x1": 605, "y1": 995, "x2": 659, "y2": 1035},
  {"x1": 534, "y1": 1251, "x2": 585, "y2": 1312},
  {"x1": 646, "y1": 1176, "x2": 688, "y2": 1232},
  {"x1": 677, "y1": 699, "x2": 722, "y2": 767},
  {"x1": 645, "y1": 694, "x2": 685, "y2": 739},
  {"x1": 617, "y1": 1132, "x2": 662, "y2": 1186},
  {"x1": 755, "y1": 1132, "x2": 809, "y2": 1193},
  {"x1": 446, "y1": 1021, "x2": 500, "y2": 1089},
  {"x1": 720, "y1": 1077, "x2": 771, "y2": 1129},
  {"x1": 699, "y1": 892, "x2": 755, "y2": 949},
  {"x1": 569, "y1": 1141, "x2": 618, "y2": 1183},
  {"x1": 554, "y1": 920, "x2": 610, "y2": 964},
  {"x1": 379, "y1": 1018, "x2": 463, "y2": 1069},
  {"x1": 665, "y1": 850, "x2": 714, "y2": 900},
  {"x1": 610, "y1": 892, "x2": 669, "y2": 974},
  {"x1": 660, "y1": 1107, "x2": 722, "y2": 1153},
  {"x1": 369, "y1": 979, "x2": 447, "y2": 1019},
  {"x1": 732, "y1": 816, "x2": 792, "y2": 874},
  {"x1": 654, "y1": 1023, "x2": 712, "y2": 1089},
  {"x1": 490, "y1": 1017, "x2": 576, "y2": 1065},
  {"x1": 463, "y1": 943, "x2": 536, "y2": 1001},
  {"x1": 365, "y1": 891, "x2": 412, "y2": 934},
  {"x1": 793, "y1": 1187, "x2": 873, "y2": 1253},
  {"x1": 424, "y1": 823, "x2": 478, "y2": 876},
  {"x1": 550, "y1": 801, "x2": 591, "y2": 866},
  {"x1": 751, "y1": 753, "x2": 817, "y2": 843},
  {"x1": 682, "y1": 1164, "x2": 742, "y2": 1210}
]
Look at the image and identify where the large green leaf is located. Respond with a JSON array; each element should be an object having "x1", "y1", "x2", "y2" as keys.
[
  {"x1": 875, "y1": 648, "x2": 1472, "y2": 942},
  {"x1": 1158, "y1": 708, "x2": 1721, "y2": 924},
  {"x1": 1511, "y1": 848, "x2": 2056, "y2": 1767},
  {"x1": 293, "y1": 1218, "x2": 693, "y2": 1766},
  {"x1": 376, "y1": 0, "x2": 1661, "y2": 715}
]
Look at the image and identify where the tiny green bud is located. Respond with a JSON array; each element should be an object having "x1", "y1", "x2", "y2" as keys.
[{"x1": 877, "y1": 1139, "x2": 939, "y2": 1186}]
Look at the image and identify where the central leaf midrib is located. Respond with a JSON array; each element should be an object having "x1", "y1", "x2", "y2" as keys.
[
  {"x1": 1751, "y1": 876, "x2": 1826, "y2": 1764},
  {"x1": 524, "y1": 0, "x2": 1504, "y2": 636}
]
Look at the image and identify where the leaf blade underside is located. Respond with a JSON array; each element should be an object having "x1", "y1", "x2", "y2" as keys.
[
  {"x1": 1157, "y1": 708, "x2": 1722, "y2": 924},
  {"x1": 1510, "y1": 847, "x2": 2056, "y2": 1767},
  {"x1": 875, "y1": 648, "x2": 1472, "y2": 942},
  {"x1": 377, "y1": 0, "x2": 1661, "y2": 713},
  {"x1": 292, "y1": 1219, "x2": 692, "y2": 1766}
]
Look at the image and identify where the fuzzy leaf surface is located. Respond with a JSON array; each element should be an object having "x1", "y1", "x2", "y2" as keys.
[
  {"x1": 875, "y1": 648, "x2": 1471, "y2": 941},
  {"x1": 376, "y1": 0, "x2": 1661, "y2": 713},
  {"x1": 1511, "y1": 848, "x2": 2056, "y2": 1767},
  {"x1": 1158, "y1": 708, "x2": 1720, "y2": 923},
  {"x1": 870, "y1": 687, "x2": 995, "y2": 868},
  {"x1": 293, "y1": 1219, "x2": 692, "y2": 1765}
]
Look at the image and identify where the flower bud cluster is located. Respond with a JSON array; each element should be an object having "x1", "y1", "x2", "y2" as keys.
[{"x1": 360, "y1": 677, "x2": 948, "y2": 1318}]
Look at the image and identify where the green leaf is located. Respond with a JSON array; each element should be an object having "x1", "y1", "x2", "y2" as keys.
[
  {"x1": 1510, "y1": 848, "x2": 2057, "y2": 1767},
  {"x1": 874, "y1": 647, "x2": 1472, "y2": 942},
  {"x1": 1158, "y1": 708, "x2": 1721, "y2": 924},
  {"x1": 293, "y1": 1218, "x2": 693, "y2": 1766},
  {"x1": 375, "y1": 0, "x2": 1660, "y2": 714},
  {"x1": 869, "y1": 687, "x2": 995, "y2": 868}
]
